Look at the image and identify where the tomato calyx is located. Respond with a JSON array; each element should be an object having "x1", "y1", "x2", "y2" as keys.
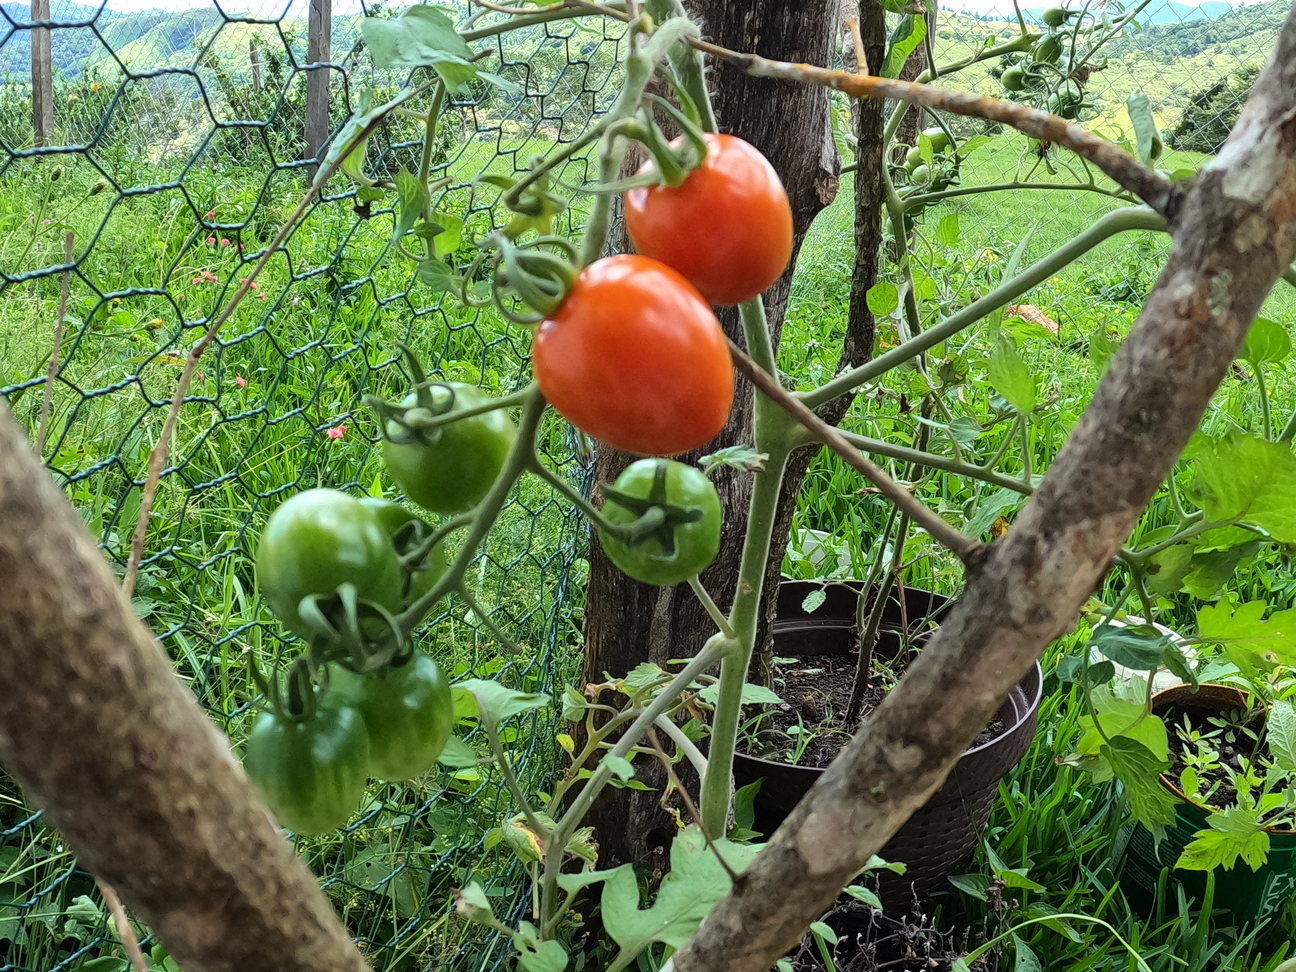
[
  {"x1": 490, "y1": 232, "x2": 579, "y2": 320},
  {"x1": 296, "y1": 580, "x2": 408, "y2": 674},
  {"x1": 251, "y1": 654, "x2": 323, "y2": 723},
  {"x1": 600, "y1": 459, "x2": 705, "y2": 557}
]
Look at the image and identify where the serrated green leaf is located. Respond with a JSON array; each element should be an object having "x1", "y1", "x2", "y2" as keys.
[
  {"x1": 514, "y1": 922, "x2": 568, "y2": 972},
  {"x1": 1078, "y1": 689, "x2": 1168, "y2": 764},
  {"x1": 601, "y1": 827, "x2": 761, "y2": 954},
  {"x1": 1181, "y1": 541, "x2": 1261, "y2": 599},
  {"x1": 967, "y1": 487, "x2": 1027, "y2": 538},
  {"x1": 394, "y1": 168, "x2": 427, "y2": 243},
  {"x1": 1177, "y1": 806, "x2": 1269, "y2": 871},
  {"x1": 1146, "y1": 544, "x2": 1194, "y2": 595},
  {"x1": 1241, "y1": 317, "x2": 1291, "y2": 365},
  {"x1": 1102, "y1": 735, "x2": 1178, "y2": 839},
  {"x1": 802, "y1": 589, "x2": 827, "y2": 614},
  {"x1": 1197, "y1": 600, "x2": 1296, "y2": 672},
  {"x1": 988, "y1": 333, "x2": 1036, "y2": 414},
  {"x1": 1189, "y1": 434, "x2": 1296, "y2": 540},
  {"x1": 624, "y1": 662, "x2": 667, "y2": 687},
  {"x1": 362, "y1": 6, "x2": 478, "y2": 90},
  {"x1": 428, "y1": 210, "x2": 463, "y2": 255}
]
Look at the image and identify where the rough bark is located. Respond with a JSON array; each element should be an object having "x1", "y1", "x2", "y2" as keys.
[
  {"x1": 580, "y1": 0, "x2": 842, "y2": 871},
  {"x1": 0, "y1": 402, "x2": 369, "y2": 972},
  {"x1": 673, "y1": 5, "x2": 1296, "y2": 970}
]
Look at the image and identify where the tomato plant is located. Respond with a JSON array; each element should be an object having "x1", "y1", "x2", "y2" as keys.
[
  {"x1": 256, "y1": 489, "x2": 403, "y2": 638},
  {"x1": 532, "y1": 254, "x2": 734, "y2": 456},
  {"x1": 624, "y1": 133, "x2": 792, "y2": 307},
  {"x1": 382, "y1": 383, "x2": 517, "y2": 515},
  {"x1": 359, "y1": 497, "x2": 447, "y2": 606},
  {"x1": 243, "y1": 701, "x2": 370, "y2": 834},
  {"x1": 329, "y1": 652, "x2": 453, "y2": 781},
  {"x1": 597, "y1": 459, "x2": 722, "y2": 586}
]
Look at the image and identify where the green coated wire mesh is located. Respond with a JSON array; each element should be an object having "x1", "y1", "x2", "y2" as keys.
[
  {"x1": 0, "y1": 0, "x2": 1283, "y2": 967},
  {"x1": 0, "y1": 2, "x2": 621, "y2": 968}
]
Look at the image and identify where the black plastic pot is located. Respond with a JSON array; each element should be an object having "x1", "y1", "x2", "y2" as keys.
[{"x1": 734, "y1": 579, "x2": 1043, "y2": 911}]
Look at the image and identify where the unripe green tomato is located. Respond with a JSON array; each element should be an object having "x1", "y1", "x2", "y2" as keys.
[
  {"x1": 1048, "y1": 89, "x2": 1082, "y2": 119},
  {"x1": 329, "y1": 653, "x2": 453, "y2": 781},
  {"x1": 904, "y1": 146, "x2": 923, "y2": 171},
  {"x1": 256, "y1": 489, "x2": 403, "y2": 638},
  {"x1": 358, "y1": 497, "x2": 447, "y2": 606},
  {"x1": 382, "y1": 383, "x2": 517, "y2": 515},
  {"x1": 1001, "y1": 65, "x2": 1026, "y2": 91},
  {"x1": 1042, "y1": 6, "x2": 1068, "y2": 26},
  {"x1": 1034, "y1": 35, "x2": 1063, "y2": 63},
  {"x1": 244, "y1": 703, "x2": 370, "y2": 834},
  {"x1": 910, "y1": 164, "x2": 931, "y2": 185},
  {"x1": 598, "y1": 459, "x2": 721, "y2": 586},
  {"x1": 922, "y1": 127, "x2": 951, "y2": 153}
]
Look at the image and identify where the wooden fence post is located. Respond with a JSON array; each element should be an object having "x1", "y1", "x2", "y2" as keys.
[
  {"x1": 31, "y1": 0, "x2": 53, "y2": 147},
  {"x1": 303, "y1": 0, "x2": 331, "y2": 171}
]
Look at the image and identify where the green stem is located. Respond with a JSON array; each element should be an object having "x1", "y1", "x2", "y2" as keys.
[
  {"x1": 802, "y1": 206, "x2": 1165, "y2": 410},
  {"x1": 1124, "y1": 512, "x2": 1208, "y2": 564},
  {"x1": 540, "y1": 634, "x2": 733, "y2": 934},
  {"x1": 883, "y1": 168, "x2": 923, "y2": 342},
  {"x1": 903, "y1": 179, "x2": 1127, "y2": 210},
  {"x1": 836, "y1": 429, "x2": 1031, "y2": 494},
  {"x1": 739, "y1": 295, "x2": 778, "y2": 375},
  {"x1": 699, "y1": 442, "x2": 792, "y2": 835},
  {"x1": 416, "y1": 81, "x2": 447, "y2": 221},
  {"x1": 484, "y1": 718, "x2": 548, "y2": 838},
  {"x1": 578, "y1": 18, "x2": 654, "y2": 267},
  {"x1": 461, "y1": 2, "x2": 626, "y2": 41},
  {"x1": 1280, "y1": 401, "x2": 1296, "y2": 444},
  {"x1": 962, "y1": 914, "x2": 1154, "y2": 972},
  {"x1": 456, "y1": 583, "x2": 523, "y2": 655},
  {"x1": 528, "y1": 456, "x2": 626, "y2": 535},
  {"x1": 1257, "y1": 363, "x2": 1273, "y2": 440},
  {"x1": 1019, "y1": 414, "x2": 1033, "y2": 485},
  {"x1": 654, "y1": 714, "x2": 708, "y2": 775},
  {"x1": 689, "y1": 575, "x2": 736, "y2": 640},
  {"x1": 397, "y1": 390, "x2": 546, "y2": 638},
  {"x1": 645, "y1": 0, "x2": 717, "y2": 133}
]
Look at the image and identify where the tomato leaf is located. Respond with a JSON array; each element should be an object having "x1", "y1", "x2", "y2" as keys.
[
  {"x1": 1126, "y1": 92, "x2": 1163, "y2": 164},
  {"x1": 454, "y1": 881, "x2": 497, "y2": 924},
  {"x1": 1188, "y1": 433, "x2": 1296, "y2": 541},
  {"x1": 1088, "y1": 624, "x2": 1170, "y2": 671},
  {"x1": 513, "y1": 922, "x2": 569, "y2": 972},
  {"x1": 700, "y1": 445, "x2": 768, "y2": 475},
  {"x1": 436, "y1": 735, "x2": 479, "y2": 768},
  {"x1": 966, "y1": 487, "x2": 1026, "y2": 538},
  {"x1": 1241, "y1": 316, "x2": 1291, "y2": 365},
  {"x1": 988, "y1": 333, "x2": 1036, "y2": 414},
  {"x1": 936, "y1": 213, "x2": 960, "y2": 247},
  {"x1": 1197, "y1": 599, "x2": 1296, "y2": 672},
  {"x1": 1101, "y1": 735, "x2": 1178, "y2": 840},
  {"x1": 394, "y1": 168, "x2": 428, "y2": 243},
  {"x1": 456, "y1": 679, "x2": 549, "y2": 724},
  {"x1": 1145, "y1": 543, "x2": 1194, "y2": 595},
  {"x1": 866, "y1": 281, "x2": 899, "y2": 317},
  {"x1": 1268, "y1": 699, "x2": 1296, "y2": 772},
  {"x1": 1177, "y1": 807, "x2": 1269, "y2": 871},
  {"x1": 881, "y1": 13, "x2": 928, "y2": 79},
  {"x1": 801, "y1": 588, "x2": 827, "y2": 614}
]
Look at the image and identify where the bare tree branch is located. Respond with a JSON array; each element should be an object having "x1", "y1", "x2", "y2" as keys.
[
  {"x1": 672, "y1": 5, "x2": 1296, "y2": 969},
  {"x1": 0, "y1": 401, "x2": 371, "y2": 972},
  {"x1": 694, "y1": 42, "x2": 1181, "y2": 220}
]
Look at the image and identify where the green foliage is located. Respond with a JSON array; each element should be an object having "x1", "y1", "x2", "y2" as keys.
[{"x1": 1168, "y1": 65, "x2": 1261, "y2": 154}]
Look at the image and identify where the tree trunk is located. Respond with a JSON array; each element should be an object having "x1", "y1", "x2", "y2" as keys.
[
  {"x1": 580, "y1": 0, "x2": 843, "y2": 872},
  {"x1": 0, "y1": 401, "x2": 370, "y2": 972},
  {"x1": 30, "y1": 0, "x2": 52, "y2": 147},
  {"x1": 674, "y1": 7, "x2": 1296, "y2": 967},
  {"x1": 753, "y1": 0, "x2": 888, "y2": 680}
]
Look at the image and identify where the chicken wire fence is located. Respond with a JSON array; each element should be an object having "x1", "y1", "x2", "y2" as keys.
[{"x1": 0, "y1": 0, "x2": 1276, "y2": 968}]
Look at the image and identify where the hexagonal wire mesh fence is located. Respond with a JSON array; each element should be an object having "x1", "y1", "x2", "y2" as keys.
[
  {"x1": 0, "y1": 0, "x2": 1282, "y2": 967},
  {"x1": 0, "y1": 1, "x2": 622, "y2": 968}
]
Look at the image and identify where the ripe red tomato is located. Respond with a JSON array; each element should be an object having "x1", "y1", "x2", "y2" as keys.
[
  {"x1": 532, "y1": 255, "x2": 733, "y2": 456},
  {"x1": 624, "y1": 133, "x2": 793, "y2": 307}
]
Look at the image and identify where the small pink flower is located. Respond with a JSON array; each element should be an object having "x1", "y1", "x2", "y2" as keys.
[
  {"x1": 191, "y1": 276, "x2": 202, "y2": 284},
  {"x1": 202, "y1": 271, "x2": 217, "y2": 282},
  {"x1": 196, "y1": 371, "x2": 206, "y2": 381},
  {"x1": 220, "y1": 238, "x2": 231, "y2": 246},
  {"x1": 237, "y1": 243, "x2": 245, "y2": 252},
  {"x1": 207, "y1": 236, "x2": 216, "y2": 245},
  {"x1": 42, "y1": 219, "x2": 50, "y2": 224},
  {"x1": 235, "y1": 376, "x2": 247, "y2": 388},
  {"x1": 177, "y1": 294, "x2": 185, "y2": 300},
  {"x1": 326, "y1": 424, "x2": 347, "y2": 440},
  {"x1": 205, "y1": 210, "x2": 215, "y2": 219},
  {"x1": 257, "y1": 291, "x2": 268, "y2": 301}
]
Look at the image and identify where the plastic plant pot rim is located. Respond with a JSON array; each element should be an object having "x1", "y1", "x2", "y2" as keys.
[{"x1": 1151, "y1": 681, "x2": 1296, "y2": 836}]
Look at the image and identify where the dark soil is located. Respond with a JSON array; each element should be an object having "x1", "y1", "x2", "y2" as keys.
[
  {"x1": 745, "y1": 645, "x2": 1006, "y2": 769},
  {"x1": 1162, "y1": 703, "x2": 1261, "y2": 810}
]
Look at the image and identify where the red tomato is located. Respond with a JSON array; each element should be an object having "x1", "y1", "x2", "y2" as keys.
[
  {"x1": 532, "y1": 255, "x2": 733, "y2": 456},
  {"x1": 624, "y1": 133, "x2": 793, "y2": 307}
]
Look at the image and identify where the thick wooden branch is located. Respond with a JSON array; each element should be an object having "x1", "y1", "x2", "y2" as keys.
[
  {"x1": 0, "y1": 402, "x2": 370, "y2": 972},
  {"x1": 672, "y1": 5, "x2": 1296, "y2": 970},
  {"x1": 696, "y1": 43, "x2": 1181, "y2": 220}
]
